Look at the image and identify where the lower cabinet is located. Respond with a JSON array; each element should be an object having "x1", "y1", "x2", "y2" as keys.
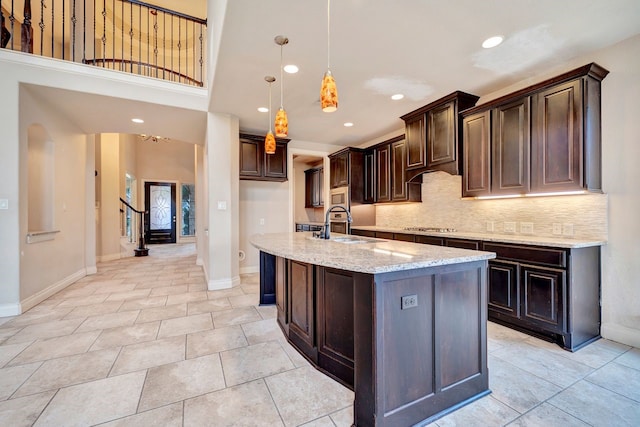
[{"x1": 288, "y1": 260, "x2": 317, "y2": 362}]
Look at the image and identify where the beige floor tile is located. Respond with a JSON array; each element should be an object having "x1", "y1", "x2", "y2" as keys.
[
  {"x1": 435, "y1": 395, "x2": 520, "y2": 427},
  {"x1": 188, "y1": 283, "x2": 207, "y2": 292},
  {"x1": 330, "y1": 406, "x2": 354, "y2": 427},
  {"x1": 157, "y1": 313, "x2": 213, "y2": 338},
  {"x1": 526, "y1": 336, "x2": 627, "y2": 369},
  {"x1": 76, "y1": 310, "x2": 140, "y2": 332},
  {"x1": 240, "y1": 274, "x2": 260, "y2": 285},
  {"x1": 133, "y1": 280, "x2": 175, "y2": 290},
  {"x1": 110, "y1": 335, "x2": 185, "y2": 376},
  {"x1": 265, "y1": 366, "x2": 354, "y2": 427},
  {"x1": 0, "y1": 341, "x2": 34, "y2": 367},
  {"x1": 149, "y1": 285, "x2": 189, "y2": 297},
  {"x1": 256, "y1": 304, "x2": 277, "y2": 320},
  {"x1": 492, "y1": 340, "x2": 594, "y2": 388},
  {"x1": 93, "y1": 283, "x2": 138, "y2": 294},
  {"x1": 241, "y1": 318, "x2": 283, "y2": 345},
  {"x1": 118, "y1": 296, "x2": 168, "y2": 311},
  {"x1": 0, "y1": 326, "x2": 23, "y2": 344},
  {"x1": 105, "y1": 289, "x2": 152, "y2": 302},
  {"x1": 240, "y1": 284, "x2": 260, "y2": 294},
  {"x1": 212, "y1": 306, "x2": 261, "y2": 328},
  {"x1": 49, "y1": 287, "x2": 97, "y2": 299},
  {"x1": 487, "y1": 321, "x2": 531, "y2": 344},
  {"x1": 138, "y1": 354, "x2": 226, "y2": 412},
  {"x1": 100, "y1": 402, "x2": 183, "y2": 427},
  {"x1": 228, "y1": 293, "x2": 260, "y2": 308},
  {"x1": 616, "y1": 348, "x2": 640, "y2": 371},
  {"x1": 300, "y1": 417, "x2": 336, "y2": 427},
  {"x1": 90, "y1": 321, "x2": 160, "y2": 351},
  {"x1": 221, "y1": 341, "x2": 295, "y2": 387},
  {"x1": 586, "y1": 361, "x2": 640, "y2": 401},
  {"x1": 33, "y1": 371, "x2": 146, "y2": 427},
  {"x1": 136, "y1": 303, "x2": 188, "y2": 324},
  {"x1": 7, "y1": 331, "x2": 101, "y2": 366},
  {"x1": 278, "y1": 338, "x2": 311, "y2": 368},
  {"x1": 184, "y1": 380, "x2": 284, "y2": 427},
  {"x1": 187, "y1": 298, "x2": 232, "y2": 315},
  {"x1": 1, "y1": 307, "x2": 73, "y2": 328},
  {"x1": 488, "y1": 355, "x2": 562, "y2": 413},
  {"x1": 166, "y1": 291, "x2": 208, "y2": 305},
  {"x1": 547, "y1": 380, "x2": 640, "y2": 426},
  {"x1": 207, "y1": 287, "x2": 245, "y2": 300},
  {"x1": 508, "y1": 402, "x2": 590, "y2": 427},
  {"x1": 56, "y1": 294, "x2": 110, "y2": 308},
  {"x1": 14, "y1": 347, "x2": 120, "y2": 397},
  {"x1": 63, "y1": 300, "x2": 124, "y2": 319},
  {"x1": 0, "y1": 391, "x2": 55, "y2": 427},
  {"x1": 4, "y1": 318, "x2": 84, "y2": 344},
  {"x1": 0, "y1": 362, "x2": 41, "y2": 400},
  {"x1": 186, "y1": 325, "x2": 248, "y2": 359}
]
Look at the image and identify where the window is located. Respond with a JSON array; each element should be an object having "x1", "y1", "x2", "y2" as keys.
[{"x1": 181, "y1": 184, "x2": 196, "y2": 236}]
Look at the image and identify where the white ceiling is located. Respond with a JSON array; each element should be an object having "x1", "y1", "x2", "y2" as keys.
[{"x1": 210, "y1": 0, "x2": 640, "y2": 146}]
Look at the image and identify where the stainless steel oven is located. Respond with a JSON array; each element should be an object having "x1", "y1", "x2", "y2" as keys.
[{"x1": 329, "y1": 186, "x2": 349, "y2": 219}]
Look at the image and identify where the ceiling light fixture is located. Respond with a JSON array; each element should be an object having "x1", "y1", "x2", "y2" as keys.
[
  {"x1": 284, "y1": 64, "x2": 299, "y2": 74},
  {"x1": 274, "y1": 35, "x2": 289, "y2": 138},
  {"x1": 264, "y1": 76, "x2": 277, "y2": 155},
  {"x1": 257, "y1": 107, "x2": 269, "y2": 113},
  {"x1": 320, "y1": 0, "x2": 338, "y2": 112},
  {"x1": 344, "y1": 122, "x2": 354, "y2": 127},
  {"x1": 139, "y1": 134, "x2": 169, "y2": 143},
  {"x1": 482, "y1": 35, "x2": 504, "y2": 49},
  {"x1": 391, "y1": 94, "x2": 404, "y2": 100},
  {"x1": 131, "y1": 118, "x2": 144, "y2": 123}
]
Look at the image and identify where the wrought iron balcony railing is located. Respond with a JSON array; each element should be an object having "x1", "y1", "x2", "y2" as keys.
[{"x1": 1, "y1": 0, "x2": 207, "y2": 87}]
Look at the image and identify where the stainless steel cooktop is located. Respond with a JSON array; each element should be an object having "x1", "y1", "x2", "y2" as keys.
[{"x1": 403, "y1": 227, "x2": 457, "y2": 233}]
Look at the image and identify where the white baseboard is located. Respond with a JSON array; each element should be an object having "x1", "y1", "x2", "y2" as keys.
[
  {"x1": 240, "y1": 266, "x2": 259, "y2": 275},
  {"x1": 601, "y1": 323, "x2": 640, "y2": 348},
  {"x1": 86, "y1": 266, "x2": 98, "y2": 275},
  {"x1": 196, "y1": 258, "x2": 203, "y2": 266},
  {"x1": 208, "y1": 275, "x2": 241, "y2": 291},
  {"x1": 0, "y1": 303, "x2": 21, "y2": 317},
  {"x1": 97, "y1": 253, "x2": 121, "y2": 263},
  {"x1": 20, "y1": 269, "x2": 87, "y2": 312}
]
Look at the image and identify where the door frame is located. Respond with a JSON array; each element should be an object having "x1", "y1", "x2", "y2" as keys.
[{"x1": 143, "y1": 179, "x2": 178, "y2": 244}]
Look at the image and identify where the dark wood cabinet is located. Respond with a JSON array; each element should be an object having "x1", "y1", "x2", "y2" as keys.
[
  {"x1": 405, "y1": 115, "x2": 426, "y2": 169},
  {"x1": 288, "y1": 260, "x2": 317, "y2": 362},
  {"x1": 350, "y1": 228, "x2": 376, "y2": 238},
  {"x1": 259, "y1": 252, "x2": 276, "y2": 305},
  {"x1": 304, "y1": 167, "x2": 323, "y2": 208},
  {"x1": 462, "y1": 111, "x2": 491, "y2": 197},
  {"x1": 492, "y1": 97, "x2": 530, "y2": 195},
  {"x1": 391, "y1": 139, "x2": 408, "y2": 201},
  {"x1": 445, "y1": 238, "x2": 480, "y2": 250},
  {"x1": 427, "y1": 101, "x2": 456, "y2": 170},
  {"x1": 415, "y1": 235, "x2": 445, "y2": 246},
  {"x1": 239, "y1": 133, "x2": 289, "y2": 182},
  {"x1": 487, "y1": 259, "x2": 520, "y2": 318},
  {"x1": 275, "y1": 256, "x2": 288, "y2": 333},
  {"x1": 375, "y1": 143, "x2": 391, "y2": 203},
  {"x1": 329, "y1": 153, "x2": 348, "y2": 189},
  {"x1": 363, "y1": 149, "x2": 376, "y2": 203},
  {"x1": 328, "y1": 148, "x2": 365, "y2": 204},
  {"x1": 373, "y1": 137, "x2": 421, "y2": 203},
  {"x1": 521, "y1": 264, "x2": 566, "y2": 333}
]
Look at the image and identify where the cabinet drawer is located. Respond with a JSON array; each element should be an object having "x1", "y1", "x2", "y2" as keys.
[
  {"x1": 446, "y1": 238, "x2": 480, "y2": 250},
  {"x1": 483, "y1": 242, "x2": 566, "y2": 268},
  {"x1": 352, "y1": 229, "x2": 376, "y2": 238},
  {"x1": 393, "y1": 233, "x2": 415, "y2": 242},
  {"x1": 376, "y1": 231, "x2": 394, "y2": 240},
  {"x1": 415, "y1": 235, "x2": 445, "y2": 246}
]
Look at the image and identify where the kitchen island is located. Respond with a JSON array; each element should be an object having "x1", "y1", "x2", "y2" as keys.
[{"x1": 251, "y1": 232, "x2": 496, "y2": 427}]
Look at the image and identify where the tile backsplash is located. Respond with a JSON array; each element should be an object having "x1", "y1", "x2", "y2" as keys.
[{"x1": 376, "y1": 172, "x2": 607, "y2": 240}]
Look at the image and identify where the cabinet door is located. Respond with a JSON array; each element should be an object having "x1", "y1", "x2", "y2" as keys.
[
  {"x1": 289, "y1": 260, "x2": 316, "y2": 360},
  {"x1": 492, "y1": 98, "x2": 530, "y2": 195},
  {"x1": 462, "y1": 111, "x2": 491, "y2": 197},
  {"x1": 427, "y1": 101, "x2": 456, "y2": 168},
  {"x1": 376, "y1": 144, "x2": 391, "y2": 202},
  {"x1": 264, "y1": 142, "x2": 287, "y2": 179},
  {"x1": 391, "y1": 139, "x2": 407, "y2": 201},
  {"x1": 304, "y1": 170, "x2": 314, "y2": 208},
  {"x1": 239, "y1": 138, "x2": 262, "y2": 177},
  {"x1": 276, "y1": 256, "x2": 288, "y2": 332},
  {"x1": 531, "y1": 79, "x2": 583, "y2": 192},
  {"x1": 363, "y1": 150, "x2": 376, "y2": 203},
  {"x1": 317, "y1": 168, "x2": 324, "y2": 207},
  {"x1": 330, "y1": 153, "x2": 349, "y2": 188},
  {"x1": 487, "y1": 260, "x2": 520, "y2": 319},
  {"x1": 405, "y1": 115, "x2": 426, "y2": 169},
  {"x1": 521, "y1": 264, "x2": 566, "y2": 333}
]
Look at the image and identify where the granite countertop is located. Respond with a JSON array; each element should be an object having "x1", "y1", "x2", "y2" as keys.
[
  {"x1": 350, "y1": 226, "x2": 606, "y2": 249},
  {"x1": 295, "y1": 221, "x2": 325, "y2": 226},
  {"x1": 250, "y1": 232, "x2": 495, "y2": 274}
]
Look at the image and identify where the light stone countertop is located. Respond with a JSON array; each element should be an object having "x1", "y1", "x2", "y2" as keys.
[
  {"x1": 351, "y1": 226, "x2": 606, "y2": 249},
  {"x1": 250, "y1": 232, "x2": 495, "y2": 275}
]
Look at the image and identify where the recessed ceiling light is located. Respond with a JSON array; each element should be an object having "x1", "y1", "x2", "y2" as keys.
[
  {"x1": 283, "y1": 64, "x2": 299, "y2": 74},
  {"x1": 131, "y1": 118, "x2": 144, "y2": 123},
  {"x1": 482, "y1": 35, "x2": 504, "y2": 49},
  {"x1": 391, "y1": 94, "x2": 404, "y2": 100},
  {"x1": 344, "y1": 122, "x2": 354, "y2": 127},
  {"x1": 257, "y1": 107, "x2": 269, "y2": 113}
]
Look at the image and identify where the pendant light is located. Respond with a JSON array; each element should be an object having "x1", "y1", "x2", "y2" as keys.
[
  {"x1": 320, "y1": 0, "x2": 338, "y2": 112},
  {"x1": 264, "y1": 76, "x2": 277, "y2": 155},
  {"x1": 274, "y1": 35, "x2": 289, "y2": 137}
]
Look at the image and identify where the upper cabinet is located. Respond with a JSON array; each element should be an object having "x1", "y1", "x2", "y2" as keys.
[
  {"x1": 461, "y1": 63, "x2": 609, "y2": 198},
  {"x1": 373, "y1": 136, "x2": 421, "y2": 203},
  {"x1": 401, "y1": 91, "x2": 480, "y2": 179},
  {"x1": 305, "y1": 167, "x2": 324, "y2": 208},
  {"x1": 328, "y1": 148, "x2": 365, "y2": 203},
  {"x1": 239, "y1": 133, "x2": 289, "y2": 182}
]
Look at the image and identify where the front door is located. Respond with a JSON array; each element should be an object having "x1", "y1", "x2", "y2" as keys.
[{"x1": 144, "y1": 182, "x2": 176, "y2": 244}]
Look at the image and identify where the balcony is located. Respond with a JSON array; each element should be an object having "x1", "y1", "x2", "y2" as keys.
[{"x1": 1, "y1": 0, "x2": 207, "y2": 86}]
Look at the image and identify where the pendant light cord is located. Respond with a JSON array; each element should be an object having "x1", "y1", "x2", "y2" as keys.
[
  {"x1": 268, "y1": 82, "x2": 273, "y2": 131},
  {"x1": 280, "y1": 44, "x2": 284, "y2": 108},
  {"x1": 327, "y1": 0, "x2": 331, "y2": 69}
]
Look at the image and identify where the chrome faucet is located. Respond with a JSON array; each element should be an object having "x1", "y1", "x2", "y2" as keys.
[{"x1": 321, "y1": 205, "x2": 353, "y2": 239}]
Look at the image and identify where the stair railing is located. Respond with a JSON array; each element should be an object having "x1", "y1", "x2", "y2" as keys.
[{"x1": 120, "y1": 197, "x2": 149, "y2": 256}]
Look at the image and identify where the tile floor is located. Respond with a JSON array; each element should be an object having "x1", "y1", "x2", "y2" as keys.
[{"x1": 0, "y1": 244, "x2": 638, "y2": 426}]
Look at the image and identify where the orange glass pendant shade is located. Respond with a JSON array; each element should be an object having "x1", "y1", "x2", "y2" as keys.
[
  {"x1": 321, "y1": 69, "x2": 338, "y2": 112},
  {"x1": 265, "y1": 131, "x2": 276, "y2": 155},
  {"x1": 274, "y1": 108, "x2": 288, "y2": 137}
]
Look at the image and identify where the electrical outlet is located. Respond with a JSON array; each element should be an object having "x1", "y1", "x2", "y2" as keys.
[
  {"x1": 563, "y1": 223, "x2": 574, "y2": 236},
  {"x1": 401, "y1": 294, "x2": 418, "y2": 310},
  {"x1": 552, "y1": 223, "x2": 562, "y2": 235},
  {"x1": 504, "y1": 221, "x2": 517, "y2": 233},
  {"x1": 486, "y1": 221, "x2": 495, "y2": 232},
  {"x1": 0, "y1": 199, "x2": 8, "y2": 210},
  {"x1": 259, "y1": 218, "x2": 265, "y2": 226},
  {"x1": 520, "y1": 222, "x2": 534, "y2": 234}
]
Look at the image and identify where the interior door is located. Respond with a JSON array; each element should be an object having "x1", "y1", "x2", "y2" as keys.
[{"x1": 144, "y1": 182, "x2": 176, "y2": 244}]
